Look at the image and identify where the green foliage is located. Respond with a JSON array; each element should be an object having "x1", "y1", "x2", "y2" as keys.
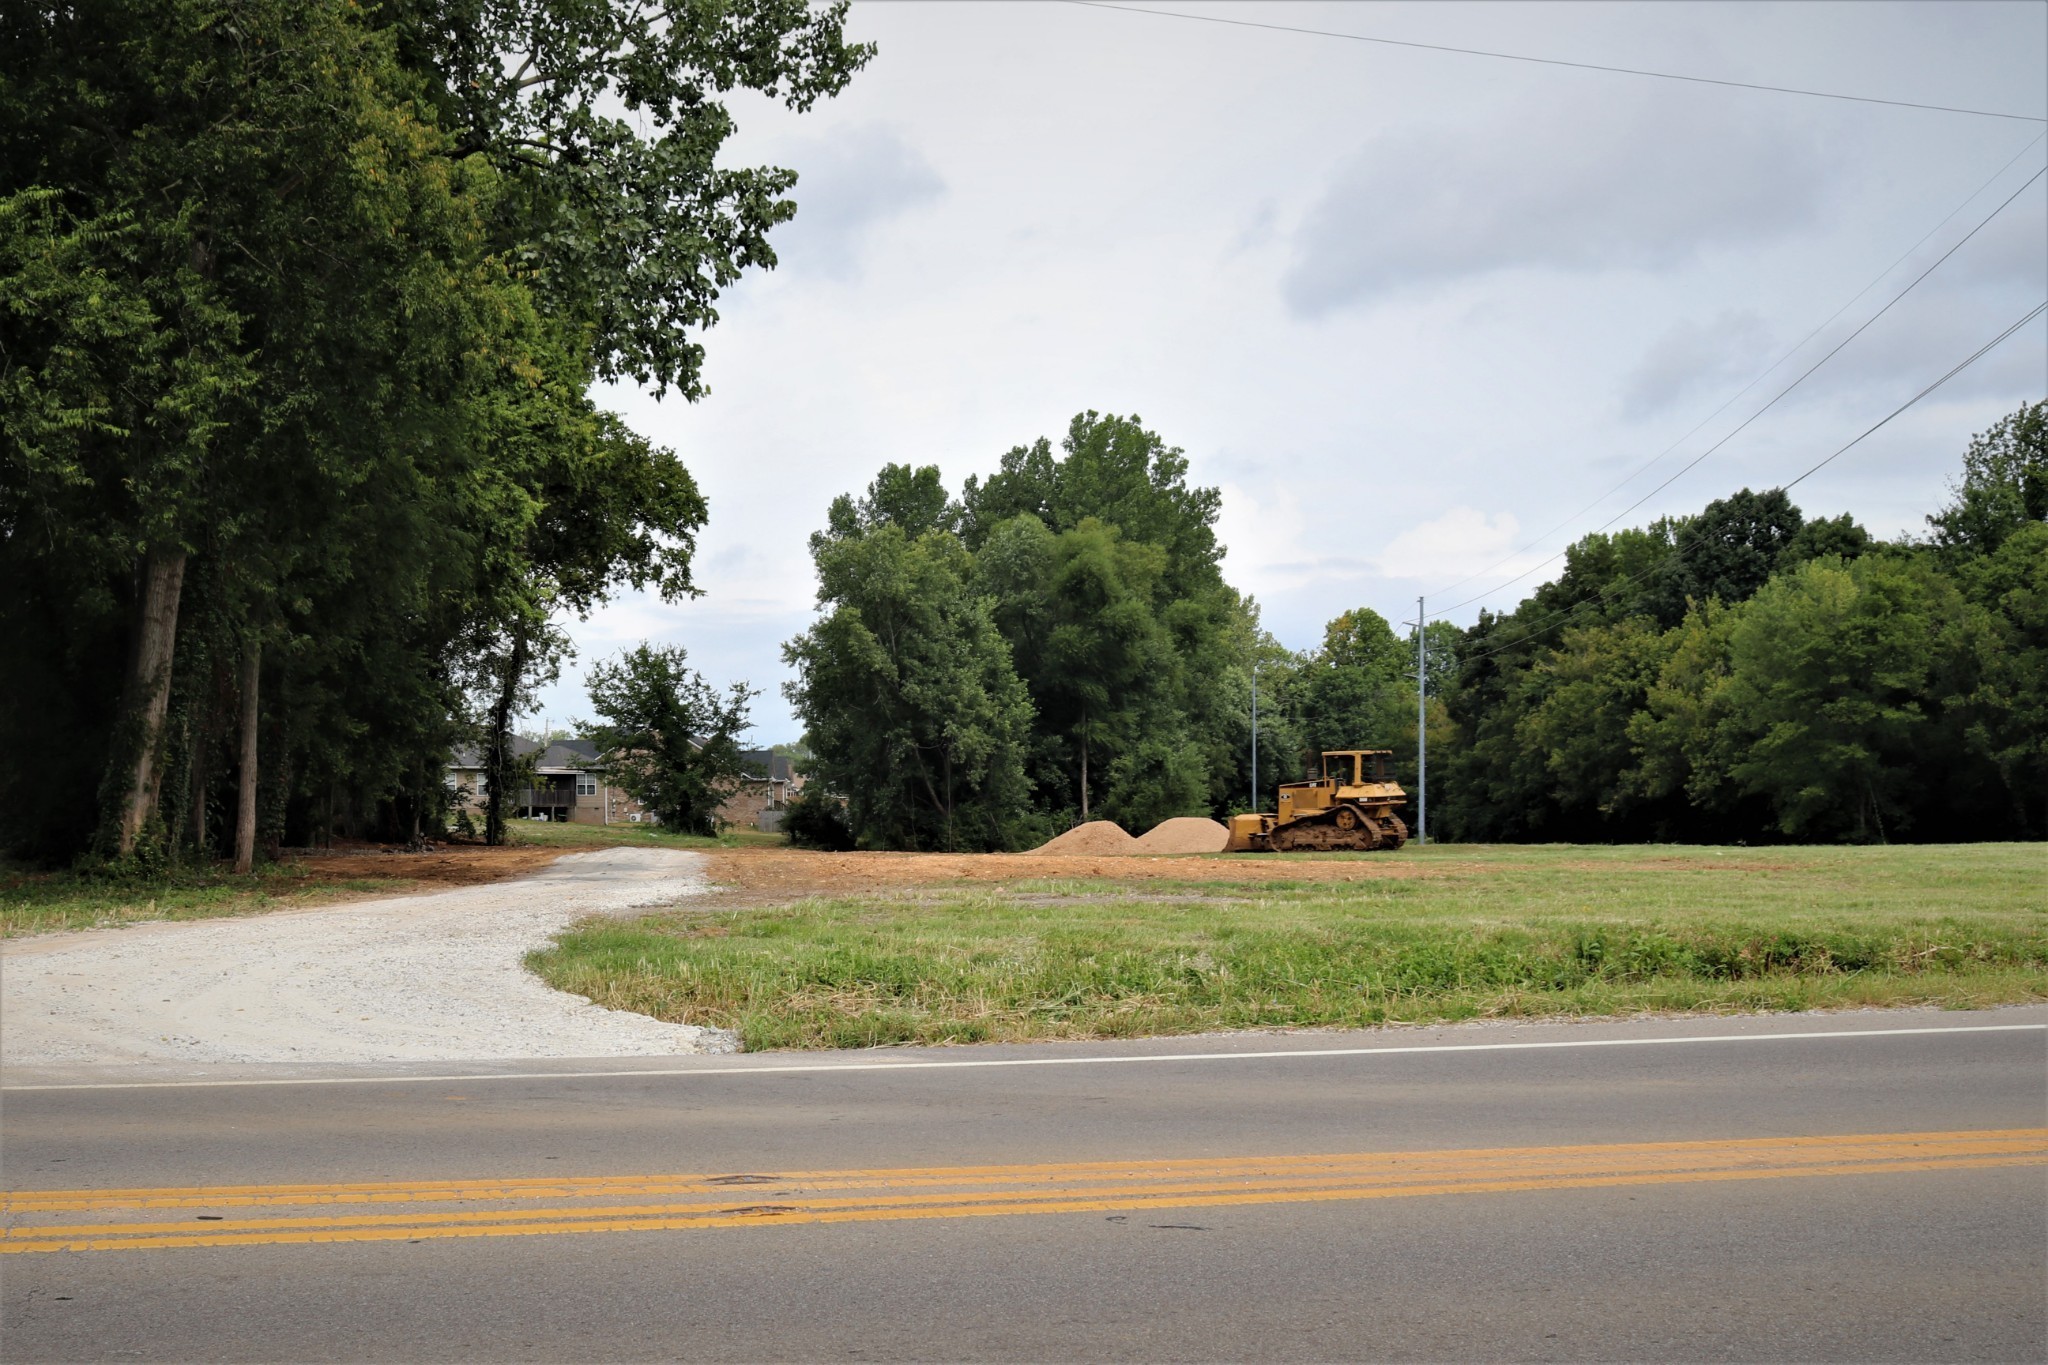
[
  {"x1": 1442, "y1": 406, "x2": 2045, "y2": 844},
  {"x1": 0, "y1": 0, "x2": 864, "y2": 865},
  {"x1": 782, "y1": 790, "x2": 856, "y2": 851},
  {"x1": 1926, "y1": 401, "x2": 2047, "y2": 560},
  {"x1": 585, "y1": 644, "x2": 757, "y2": 836},
  {"x1": 784, "y1": 488, "x2": 1037, "y2": 851},
  {"x1": 789, "y1": 418, "x2": 1268, "y2": 848}
]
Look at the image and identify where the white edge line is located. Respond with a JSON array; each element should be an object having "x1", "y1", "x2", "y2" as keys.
[{"x1": 3, "y1": 1024, "x2": 2041, "y2": 1092}]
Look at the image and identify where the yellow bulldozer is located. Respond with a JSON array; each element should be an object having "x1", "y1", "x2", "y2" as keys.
[{"x1": 1225, "y1": 750, "x2": 1409, "y2": 852}]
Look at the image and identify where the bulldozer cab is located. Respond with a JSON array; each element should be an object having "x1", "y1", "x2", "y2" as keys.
[{"x1": 1321, "y1": 750, "x2": 1391, "y2": 786}]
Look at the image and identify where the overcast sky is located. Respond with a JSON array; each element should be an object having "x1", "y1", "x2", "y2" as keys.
[{"x1": 533, "y1": 0, "x2": 2048, "y2": 743}]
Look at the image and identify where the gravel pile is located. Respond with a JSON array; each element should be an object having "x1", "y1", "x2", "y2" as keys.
[
  {"x1": 0, "y1": 847, "x2": 735, "y2": 1066},
  {"x1": 1130, "y1": 817, "x2": 1231, "y2": 854},
  {"x1": 1033, "y1": 817, "x2": 1231, "y2": 855},
  {"x1": 1033, "y1": 821, "x2": 1139, "y2": 855}
]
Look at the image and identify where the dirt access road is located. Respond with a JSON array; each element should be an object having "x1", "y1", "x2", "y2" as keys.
[
  {"x1": 0, "y1": 841, "x2": 1416, "y2": 1073},
  {"x1": 1, "y1": 847, "x2": 728, "y2": 1068}
]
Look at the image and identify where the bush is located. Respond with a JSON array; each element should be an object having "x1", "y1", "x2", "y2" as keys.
[{"x1": 784, "y1": 790, "x2": 856, "y2": 850}]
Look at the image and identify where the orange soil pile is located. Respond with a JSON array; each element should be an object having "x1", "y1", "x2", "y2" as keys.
[
  {"x1": 1130, "y1": 817, "x2": 1231, "y2": 854},
  {"x1": 1033, "y1": 821, "x2": 1139, "y2": 855}
]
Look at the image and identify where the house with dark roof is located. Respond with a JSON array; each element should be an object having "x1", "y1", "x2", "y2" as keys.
[
  {"x1": 445, "y1": 741, "x2": 802, "y2": 830},
  {"x1": 445, "y1": 738, "x2": 653, "y2": 826},
  {"x1": 717, "y1": 750, "x2": 804, "y2": 831}
]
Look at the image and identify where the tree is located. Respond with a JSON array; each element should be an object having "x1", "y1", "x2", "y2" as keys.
[
  {"x1": 1707, "y1": 555, "x2": 1967, "y2": 841},
  {"x1": 1949, "y1": 522, "x2": 2048, "y2": 836},
  {"x1": 963, "y1": 413, "x2": 1248, "y2": 822},
  {"x1": 0, "y1": 0, "x2": 865, "y2": 865},
  {"x1": 1926, "y1": 401, "x2": 2048, "y2": 560},
  {"x1": 585, "y1": 644, "x2": 756, "y2": 835},
  {"x1": 1517, "y1": 617, "x2": 1678, "y2": 833},
  {"x1": 1298, "y1": 608, "x2": 1410, "y2": 758},
  {"x1": 785, "y1": 486, "x2": 1036, "y2": 851},
  {"x1": 1642, "y1": 488, "x2": 1804, "y2": 626}
]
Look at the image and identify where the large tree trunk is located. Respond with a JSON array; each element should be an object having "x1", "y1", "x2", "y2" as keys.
[
  {"x1": 484, "y1": 625, "x2": 529, "y2": 847},
  {"x1": 233, "y1": 640, "x2": 260, "y2": 873},
  {"x1": 109, "y1": 547, "x2": 188, "y2": 856}
]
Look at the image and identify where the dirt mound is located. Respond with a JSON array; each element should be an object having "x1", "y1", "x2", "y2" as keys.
[
  {"x1": 1131, "y1": 817, "x2": 1231, "y2": 854},
  {"x1": 1033, "y1": 821, "x2": 1138, "y2": 855}
]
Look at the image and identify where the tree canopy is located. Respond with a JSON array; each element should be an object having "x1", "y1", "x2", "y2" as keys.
[{"x1": 0, "y1": 0, "x2": 867, "y2": 865}]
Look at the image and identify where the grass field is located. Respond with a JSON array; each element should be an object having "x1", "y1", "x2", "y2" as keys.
[
  {"x1": 528, "y1": 843, "x2": 2048, "y2": 1050},
  {"x1": 507, "y1": 820, "x2": 785, "y2": 852}
]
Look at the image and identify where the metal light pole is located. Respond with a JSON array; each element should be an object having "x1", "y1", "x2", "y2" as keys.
[{"x1": 1416, "y1": 596, "x2": 1427, "y2": 846}]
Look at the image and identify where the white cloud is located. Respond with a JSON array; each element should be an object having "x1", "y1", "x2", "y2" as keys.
[
  {"x1": 1283, "y1": 89, "x2": 1829, "y2": 315},
  {"x1": 1373, "y1": 507, "x2": 1538, "y2": 585},
  {"x1": 769, "y1": 124, "x2": 945, "y2": 281},
  {"x1": 1621, "y1": 310, "x2": 1774, "y2": 419}
]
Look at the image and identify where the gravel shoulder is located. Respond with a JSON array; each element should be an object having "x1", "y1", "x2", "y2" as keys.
[{"x1": 0, "y1": 847, "x2": 733, "y2": 1067}]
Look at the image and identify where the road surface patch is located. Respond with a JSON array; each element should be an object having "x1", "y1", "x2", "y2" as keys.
[{"x1": 6, "y1": 1128, "x2": 2040, "y2": 1254}]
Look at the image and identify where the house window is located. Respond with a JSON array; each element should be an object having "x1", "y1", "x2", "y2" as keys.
[{"x1": 576, "y1": 774, "x2": 598, "y2": 797}]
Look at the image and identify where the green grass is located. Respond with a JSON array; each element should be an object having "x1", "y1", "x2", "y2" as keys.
[
  {"x1": 0, "y1": 861, "x2": 411, "y2": 938},
  {"x1": 503, "y1": 820, "x2": 786, "y2": 851},
  {"x1": 527, "y1": 843, "x2": 2048, "y2": 1050}
]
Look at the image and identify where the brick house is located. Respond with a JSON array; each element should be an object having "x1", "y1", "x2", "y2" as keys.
[
  {"x1": 713, "y1": 750, "x2": 804, "y2": 831},
  {"x1": 445, "y1": 738, "x2": 654, "y2": 827},
  {"x1": 447, "y1": 741, "x2": 801, "y2": 831}
]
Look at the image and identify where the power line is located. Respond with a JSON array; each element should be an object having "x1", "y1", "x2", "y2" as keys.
[
  {"x1": 1452, "y1": 298, "x2": 2048, "y2": 670},
  {"x1": 1067, "y1": 2, "x2": 2048, "y2": 124},
  {"x1": 1424, "y1": 132, "x2": 2048, "y2": 603},
  {"x1": 1783, "y1": 301, "x2": 2047, "y2": 493},
  {"x1": 1428, "y1": 162, "x2": 2047, "y2": 618}
]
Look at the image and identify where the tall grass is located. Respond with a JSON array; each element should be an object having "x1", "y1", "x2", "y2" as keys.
[{"x1": 528, "y1": 844, "x2": 2047, "y2": 1049}]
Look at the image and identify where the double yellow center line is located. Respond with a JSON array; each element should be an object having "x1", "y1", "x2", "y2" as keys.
[{"x1": 5, "y1": 1129, "x2": 2041, "y2": 1254}]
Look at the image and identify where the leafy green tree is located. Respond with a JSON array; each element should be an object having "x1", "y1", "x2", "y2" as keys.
[
  {"x1": 1949, "y1": 522, "x2": 2048, "y2": 835},
  {"x1": 1926, "y1": 401, "x2": 2047, "y2": 560},
  {"x1": 1516, "y1": 617, "x2": 1678, "y2": 833},
  {"x1": 962, "y1": 413, "x2": 1249, "y2": 822},
  {"x1": 0, "y1": 0, "x2": 864, "y2": 865},
  {"x1": 585, "y1": 644, "x2": 756, "y2": 835},
  {"x1": 785, "y1": 482, "x2": 1035, "y2": 851},
  {"x1": 1298, "y1": 608, "x2": 1409, "y2": 758},
  {"x1": 1641, "y1": 488, "x2": 1804, "y2": 626},
  {"x1": 1709, "y1": 555, "x2": 1968, "y2": 841}
]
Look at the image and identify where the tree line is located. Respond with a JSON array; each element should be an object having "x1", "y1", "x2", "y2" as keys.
[
  {"x1": 789, "y1": 402, "x2": 2045, "y2": 849},
  {"x1": 1, "y1": 0, "x2": 869, "y2": 867}
]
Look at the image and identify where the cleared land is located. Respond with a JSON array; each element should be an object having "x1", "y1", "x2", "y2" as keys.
[
  {"x1": 1, "y1": 845, "x2": 558, "y2": 939},
  {"x1": 0, "y1": 822, "x2": 767, "y2": 939},
  {"x1": 529, "y1": 843, "x2": 2048, "y2": 1050}
]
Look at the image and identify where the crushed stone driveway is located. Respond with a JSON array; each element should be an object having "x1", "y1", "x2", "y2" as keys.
[{"x1": 0, "y1": 847, "x2": 732, "y2": 1067}]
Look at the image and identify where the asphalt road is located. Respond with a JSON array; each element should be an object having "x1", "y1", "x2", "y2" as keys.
[{"x1": 4, "y1": 1008, "x2": 2045, "y2": 1362}]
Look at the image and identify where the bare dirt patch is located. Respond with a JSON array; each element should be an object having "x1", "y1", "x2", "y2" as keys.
[
  {"x1": 697, "y1": 845, "x2": 1433, "y2": 906},
  {"x1": 281, "y1": 842, "x2": 569, "y2": 893}
]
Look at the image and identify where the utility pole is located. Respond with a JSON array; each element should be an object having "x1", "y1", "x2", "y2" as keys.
[
  {"x1": 1250, "y1": 661, "x2": 1260, "y2": 813},
  {"x1": 1416, "y1": 596, "x2": 1427, "y2": 846}
]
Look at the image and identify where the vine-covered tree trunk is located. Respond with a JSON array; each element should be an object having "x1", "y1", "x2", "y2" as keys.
[
  {"x1": 484, "y1": 625, "x2": 529, "y2": 847},
  {"x1": 106, "y1": 547, "x2": 188, "y2": 856},
  {"x1": 234, "y1": 640, "x2": 260, "y2": 873}
]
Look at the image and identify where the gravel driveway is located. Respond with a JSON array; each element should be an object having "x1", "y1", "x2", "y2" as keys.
[{"x1": 0, "y1": 847, "x2": 734, "y2": 1066}]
